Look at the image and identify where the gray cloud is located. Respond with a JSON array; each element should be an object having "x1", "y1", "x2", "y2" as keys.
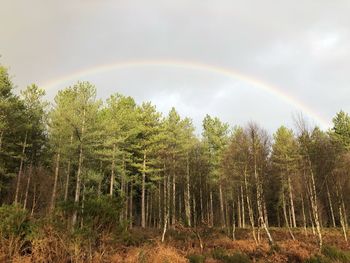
[{"x1": 1, "y1": 0, "x2": 350, "y2": 132}]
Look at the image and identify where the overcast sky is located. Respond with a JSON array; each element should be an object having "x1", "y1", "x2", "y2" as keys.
[{"x1": 1, "y1": 0, "x2": 349, "y2": 133}]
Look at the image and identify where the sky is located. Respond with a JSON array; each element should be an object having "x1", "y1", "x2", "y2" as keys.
[{"x1": 1, "y1": 0, "x2": 350, "y2": 133}]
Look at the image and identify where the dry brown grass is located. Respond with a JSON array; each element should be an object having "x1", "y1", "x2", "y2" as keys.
[
  {"x1": 120, "y1": 244, "x2": 187, "y2": 263},
  {"x1": 279, "y1": 240, "x2": 315, "y2": 262},
  {"x1": 3, "y1": 227, "x2": 350, "y2": 262}
]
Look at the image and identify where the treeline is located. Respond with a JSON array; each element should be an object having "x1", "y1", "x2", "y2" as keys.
[{"x1": 1, "y1": 64, "x2": 350, "y2": 248}]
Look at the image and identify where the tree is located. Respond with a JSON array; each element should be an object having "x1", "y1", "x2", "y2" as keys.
[
  {"x1": 18, "y1": 85, "x2": 47, "y2": 209},
  {"x1": 332, "y1": 110, "x2": 350, "y2": 150},
  {"x1": 202, "y1": 115, "x2": 229, "y2": 227},
  {"x1": 271, "y1": 126, "x2": 300, "y2": 238},
  {"x1": 297, "y1": 123, "x2": 323, "y2": 249},
  {"x1": 135, "y1": 102, "x2": 161, "y2": 228},
  {"x1": 50, "y1": 82, "x2": 101, "y2": 226},
  {"x1": 0, "y1": 65, "x2": 26, "y2": 201}
]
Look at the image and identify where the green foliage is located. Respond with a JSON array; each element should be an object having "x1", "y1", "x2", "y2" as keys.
[
  {"x1": 321, "y1": 245, "x2": 350, "y2": 262},
  {"x1": 212, "y1": 247, "x2": 251, "y2": 263},
  {"x1": 331, "y1": 110, "x2": 350, "y2": 150},
  {"x1": 202, "y1": 114, "x2": 229, "y2": 182},
  {"x1": 188, "y1": 254, "x2": 206, "y2": 263},
  {"x1": 304, "y1": 255, "x2": 332, "y2": 263},
  {"x1": 118, "y1": 230, "x2": 150, "y2": 246},
  {"x1": 0, "y1": 65, "x2": 27, "y2": 196},
  {"x1": 81, "y1": 196, "x2": 123, "y2": 232},
  {"x1": 0, "y1": 205, "x2": 30, "y2": 238}
]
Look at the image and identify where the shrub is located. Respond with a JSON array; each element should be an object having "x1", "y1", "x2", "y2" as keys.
[
  {"x1": 304, "y1": 255, "x2": 332, "y2": 263},
  {"x1": 0, "y1": 205, "x2": 34, "y2": 259},
  {"x1": 80, "y1": 196, "x2": 123, "y2": 232},
  {"x1": 0, "y1": 205, "x2": 30, "y2": 238},
  {"x1": 58, "y1": 196, "x2": 123, "y2": 233},
  {"x1": 227, "y1": 253, "x2": 251, "y2": 263},
  {"x1": 212, "y1": 247, "x2": 227, "y2": 260},
  {"x1": 188, "y1": 254, "x2": 206, "y2": 263},
  {"x1": 212, "y1": 247, "x2": 251, "y2": 263},
  {"x1": 321, "y1": 245, "x2": 350, "y2": 263},
  {"x1": 119, "y1": 230, "x2": 150, "y2": 246}
]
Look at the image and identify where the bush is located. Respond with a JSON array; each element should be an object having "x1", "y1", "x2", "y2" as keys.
[
  {"x1": 321, "y1": 245, "x2": 350, "y2": 263},
  {"x1": 212, "y1": 247, "x2": 251, "y2": 263},
  {"x1": 0, "y1": 205, "x2": 30, "y2": 238},
  {"x1": 212, "y1": 247, "x2": 227, "y2": 259},
  {"x1": 83, "y1": 196, "x2": 122, "y2": 227},
  {"x1": 58, "y1": 195, "x2": 123, "y2": 233},
  {"x1": 188, "y1": 254, "x2": 206, "y2": 263},
  {"x1": 0, "y1": 205, "x2": 34, "y2": 259},
  {"x1": 304, "y1": 255, "x2": 332, "y2": 263},
  {"x1": 119, "y1": 230, "x2": 150, "y2": 246}
]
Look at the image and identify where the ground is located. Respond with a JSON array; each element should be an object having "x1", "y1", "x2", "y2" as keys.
[{"x1": 2, "y1": 227, "x2": 350, "y2": 262}]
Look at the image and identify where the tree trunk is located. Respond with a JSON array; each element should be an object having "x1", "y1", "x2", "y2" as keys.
[
  {"x1": 232, "y1": 197, "x2": 236, "y2": 240},
  {"x1": 72, "y1": 142, "x2": 83, "y2": 226},
  {"x1": 193, "y1": 193, "x2": 197, "y2": 228},
  {"x1": 336, "y1": 184, "x2": 348, "y2": 242},
  {"x1": 163, "y1": 164, "x2": 167, "y2": 228},
  {"x1": 308, "y1": 158, "x2": 322, "y2": 249},
  {"x1": 129, "y1": 183, "x2": 133, "y2": 229},
  {"x1": 244, "y1": 168, "x2": 257, "y2": 244},
  {"x1": 288, "y1": 175, "x2": 296, "y2": 227},
  {"x1": 167, "y1": 167, "x2": 171, "y2": 227},
  {"x1": 158, "y1": 180, "x2": 162, "y2": 229},
  {"x1": 210, "y1": 190, "x2": 214, "y2": 227},
  {"x1": 253, "y1": 151, "x2": 274, "y2": 246},
  {"x1": 264, "y1": 200, "x2": 269, "y2": 228},
  {"x1": 200, "y1": 184, "x2": 204, "y2": 223},
  {"x1": 64, "y1": 134, "x2": 73, "y2": 202},
  {"x1": 219, "y1": 182, "x2": 226, "y2": 227},
  {"x1": 121, "y1": 154, "x2": 127, "y2": 222},
  {"x1": 338, "y1": 183, "x2": 348, "y2": 228},
  {"x1": 184, "y1": 153, "x2": 191, "y2": 227},
  {"x1": 326, "y1": 182, "x2": 336, "y2": 228},
  {"x1": 80, "y1": 183, "x2": 86, "y2": 228},
  {"x1": 23, "y1": 164, "x2": 33, "y2": 210},
  {"x1": 225, "y1": 197, "x2": 230, "y2": 234},
  {"x1": 72, "y1": 108, "x2": 85, "y2": 227},
  {"x1": 31, "y1": 184, "x2": 36, "y2": 217},
  {"x1": 109, "y1": 143, "x2": 116, "y2": 197},
  {"x1": 179, "y1": 192, "x2": 182, "y2": 224},
  {"x1": 161, "y1": 214, "x2": 168, "y2": 243},
  {"x1": 282, "y1": 192, "x2": 295, "y2": 240},
  {"x1": 125, "y1": 181, "x2": 129, "y2": 221},
  {"x1": 339, "y1": 203, "x2": 348, "y2": 242},
  {"x1": 141, "y1": 152, "x2": 146, "y2": 228},
  {"x1": 301, "y1": 194, "x2": 307, "y2": 235},
  {"x1": 241, "y1": 185, "x2": 245, "y2": 228},
  {"x1": 50, "y1": 153, "x2": 60, "y2": 213},
  {"x1": 206, "y1": 195, "x2": 210, "y2": 225},
  {"x1": 172, "y1": 155, "x2": 176, "y2": 227},
  {"x1": 146, "y1": 190, "x2": 149, "y2": 227},
  {"x1": 14, "y1": 132, "x2": 27, "y2": 205},
  {"x1": 237, "y1": 193, "x2": 242, "y2": 228}
]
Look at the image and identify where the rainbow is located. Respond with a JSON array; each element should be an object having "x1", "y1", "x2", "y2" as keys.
[{"x1": 40, "y1": 59, "x2": 330, "y2": 128}]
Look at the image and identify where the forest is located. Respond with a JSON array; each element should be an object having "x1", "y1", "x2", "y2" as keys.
[{"x1": 1, "y1": 62, "x2": 350, "y2": 263}]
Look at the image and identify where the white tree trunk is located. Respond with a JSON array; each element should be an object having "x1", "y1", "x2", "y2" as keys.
[
  {"x1": 50, "y1": 153, "x2": 60, "y2": 213},
  {"x1": 109, "y1": 143, "x2": 116, "y2": 196},
  {"x1": 23, "y1": 164, "x2": 33, "y2": 210},
  {"x1": 141, "y1": 152, "x2": 147, "y2": 228},
  {"x1": 184, "y1": 154, "x2": 191, "y2": 227},
  {"x1": 14, "y1": 132, "x2": 27, "y2": 205},
  {"x1": 64, "y1": 134, "x2": 73, "y2": 202},
  {"x1": 72, "y1": 108, "x2": 85, "y2": 227}
]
